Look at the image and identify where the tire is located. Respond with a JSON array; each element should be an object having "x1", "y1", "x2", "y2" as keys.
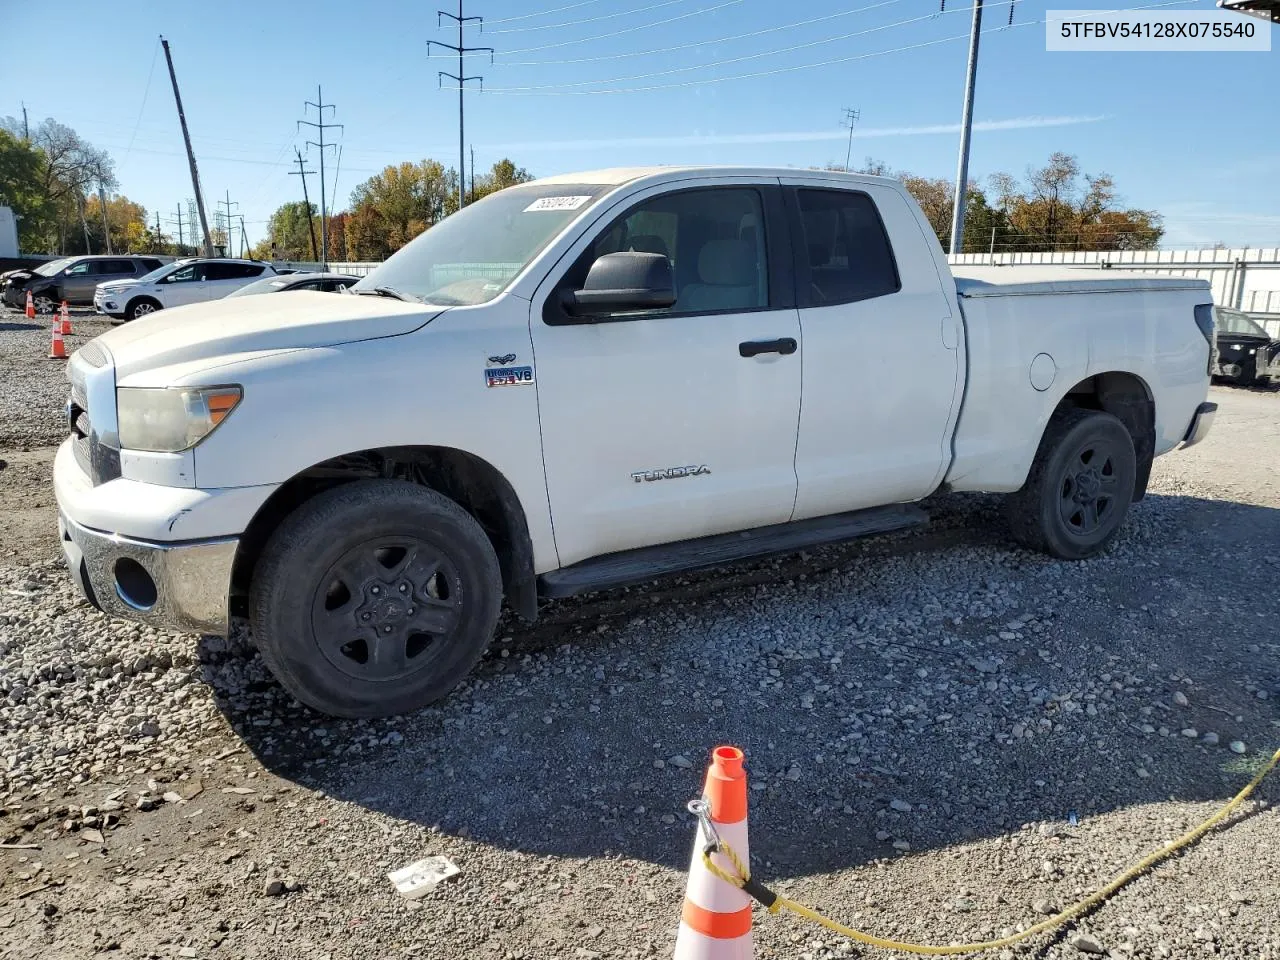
[
  {"x1": 33, "y1": 290, "x2": 57, "y2": 314},
  {"x1": 1006, "y1": 408, "x2": 1136, "y2": 560},
  {"x1": 249, "y1": 480, "x2": 502, "y2": 718},
  {"x1": 127, "y1": 297, "x2": 162, "y2": 321}
]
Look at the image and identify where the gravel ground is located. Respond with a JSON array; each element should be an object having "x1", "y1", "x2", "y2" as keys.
[{"x1": 1, "y1": 305, "x2": 1278, "y2": 960}]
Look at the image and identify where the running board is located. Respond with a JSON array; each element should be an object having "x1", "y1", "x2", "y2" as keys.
[{"x1": 538, "y1": 503, "x2": 929, "y2": 599}]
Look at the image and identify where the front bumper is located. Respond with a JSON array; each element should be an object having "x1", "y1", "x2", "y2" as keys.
[
  {"x1": 1181, "y1": 401, "x2": 1217, "y2": 449},
  {"x1": 58, "y1": 508, "x2": 239, "y2": 636}
]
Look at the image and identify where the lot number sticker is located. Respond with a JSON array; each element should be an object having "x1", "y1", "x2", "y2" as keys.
[{"x1": 523, "y1": 195, "x2": 592, "y2": 212}]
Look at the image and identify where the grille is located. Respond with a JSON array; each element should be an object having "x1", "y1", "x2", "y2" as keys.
[
  {"x1": 76, "y1": 342, "x2": 108, "y2": 368},
  {"x1": 73, "y1": 435, "x2": 92, "y2": 475}
]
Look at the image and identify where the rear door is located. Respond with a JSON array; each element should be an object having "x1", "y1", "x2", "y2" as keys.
[
  {"x1": 96, "y1": 258, "x2": 140, "y2": 289},
  {"x1": 530, "y1": 180, "x2": 803, "y2": 568},
  {"x1": 780, "y1": 179, "x2": 962, "y2": 519},
  {"x1": 205, "y1": 262, "x2": 267, "y2": 299}
]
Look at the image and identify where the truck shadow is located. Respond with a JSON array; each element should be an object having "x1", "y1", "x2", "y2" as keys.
[{"x1": 205, "y1": 491, "x2": 1280, "y2": 879}]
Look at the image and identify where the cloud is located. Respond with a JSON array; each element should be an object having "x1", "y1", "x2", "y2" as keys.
[{"x1": 488, "y1": 115, "x2": 1108, "y2": 153}]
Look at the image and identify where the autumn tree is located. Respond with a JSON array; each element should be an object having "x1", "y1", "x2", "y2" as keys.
[
  {"x1": 345, "y1": 160, "x2": 457, "y2": 260},
  {"x1": 0, "y1": 129, "x2": 54, "y2": 251},
  {"x1": 84, "y1": 194, "x2": 151, "y2": 254},
  {"x1": 259, "y1": 201, "x2": 318, "y2": 261},
  {"x1": 470, "y1": 158, "x2": 534, "y2": 202}
]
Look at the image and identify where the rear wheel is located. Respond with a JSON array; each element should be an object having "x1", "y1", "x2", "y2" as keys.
[
  {"x1": 127, "y1": 297, "x2": 161, "y2": 320},
  {"x1": 249, "y1": 480, "x2": 502, "y2": 718},
  {"x1": 1007, "y1": 408, "x2": 1136, "y2": 560}
]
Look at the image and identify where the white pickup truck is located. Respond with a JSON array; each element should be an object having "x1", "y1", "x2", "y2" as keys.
[{"x1": 53, "y1": 166, "x2": 1218, "y2": 717}]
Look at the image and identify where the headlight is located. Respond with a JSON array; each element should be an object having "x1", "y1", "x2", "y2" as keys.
[{"x1": 117, "y1": 386, "x2": 242, "y2": 453}]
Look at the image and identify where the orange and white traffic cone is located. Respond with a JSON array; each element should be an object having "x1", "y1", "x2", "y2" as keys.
[
  {"x1": 25, "y1": 290, "x2": 35, "y2": 319},
  {"x1": 674, "y1": 746, "x2": 754, "y2": 959},
  {"x1": 49, "y1": 318, "x2": 68, "y2": 360},
  {"x1": 60, "y1": 301, "x2": 72, "y2": 335}
]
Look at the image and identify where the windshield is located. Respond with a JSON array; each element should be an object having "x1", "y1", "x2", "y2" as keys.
[
  {"x1": 227, "y1": 276, "x2": 294, "y2": 298},
  {"x1": 1216, "y1": 308, "x2": 1269, "y2": 338},
  {"x1": 351, "y1": 183, "x2": 612, "y2": 306},
  {"x1": 35, "y1": 258, "x2": 74, "y2": 277}
]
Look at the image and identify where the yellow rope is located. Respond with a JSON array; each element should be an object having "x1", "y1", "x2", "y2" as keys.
[{"x1": 700, "y1": 745, "x2": 1280, "y2": 955}]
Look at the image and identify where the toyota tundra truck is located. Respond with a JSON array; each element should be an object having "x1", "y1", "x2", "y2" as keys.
[{"x1": 53, "y1": 166, "x2": 1218, "y2": 717}]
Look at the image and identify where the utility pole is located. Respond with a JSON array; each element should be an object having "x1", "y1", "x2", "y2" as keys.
[
  {"x1": 217, "y1": 191, "x2": 238, "y2": 257},
  {"x1": 469, "y1": 144, "x2": 475, "y2": 203},
  {"x1": 21, "y1": 102, "x2": 29, "y2": 141},
  {"x1": 289, "y1": 147, "x2": 320, "y2": 262},
  {"x1": 841, "y1": 108, "x2": 861, "y2": 173},
  {"x1": 167, "y1": 204, "x2": 185, "y2": 252},
  {"x1": 154, "y1": 211, "x2": 163, "y2": 250},
  {"x1": 298, "y1": 86, "x2": 342, "y2": 267},
  {"x1": 430, "y1": 1, "x2": 492, "y2": 212},
  {"x1": 948, "y1": 0, "x2": 983, "y2": 255},
  {"x1": 160, "y1": 36, "x2": 213, "y2": 257},
  {"x1": 96, "y1": 174, "x2": 113, "y2": 255},
  {"x1": 238, "y1": 216, "x2": 249, "y2": 258}
]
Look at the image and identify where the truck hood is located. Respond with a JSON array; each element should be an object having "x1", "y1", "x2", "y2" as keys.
[{"x1": 94, "y1": 291, "x2": 441, "y2": 379}]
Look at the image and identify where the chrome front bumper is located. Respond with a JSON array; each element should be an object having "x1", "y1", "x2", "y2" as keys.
[
  {"x1": 1181, "y1": 401, "x2": 1217, "y2": 449},
  {"x1": 58, "y1": 510, "x2": 238, "y2": 636}
]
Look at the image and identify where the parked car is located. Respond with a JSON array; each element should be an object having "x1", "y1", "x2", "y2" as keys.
[
  {"x1": 95, "y1": 258, "x2": 279, "y2": 322},
  {"x1": 3, "y1": 255, "x2": 167, "y2": 312},
  {"x1": 53, "y1": 166, "x2": 1217, "y2": 718},
  {"x1": 225, "y1": 272, "x2": 361, "y2": 298},
  {"x1": 1212, "y1": 305, "x2": 1280, "y2": 386}
]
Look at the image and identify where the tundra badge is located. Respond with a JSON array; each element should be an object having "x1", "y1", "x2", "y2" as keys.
[{"x1": 630, "y1": 465, "x2": 711, "y2": 483}]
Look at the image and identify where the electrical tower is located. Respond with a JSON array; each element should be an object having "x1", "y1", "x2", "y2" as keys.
[
  {"x1": 430, "y1": 1, "x2": 492, "y2": 212},
  {"x1": 841, "y1": 108, "x2": 861, "y2": 173},
  {"x1": 217, "y1": 191, "x2": 238, "y2": 257},
  {"x1": 289, "y1": 147, "x2": 320, "y2": 262},
  {"x1": 167, "y1": 204, "x2": 186, "y2": 252},
  {"x1": 298, "y1": 87, "x2": 342, "y2": 267}
]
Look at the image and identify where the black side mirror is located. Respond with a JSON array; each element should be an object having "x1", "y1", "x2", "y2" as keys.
[{"x1": 565, "y1": 251, "x2": 676, "y2": 316}]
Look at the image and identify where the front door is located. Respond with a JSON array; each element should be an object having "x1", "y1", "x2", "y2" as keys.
[
  {"x1": 159, "y1": 262, "x2": 209, "y2": 306},
  {"x1": 61, "y1": 261, "x2": 96, "y2": 301},
  {"x1": 530, "y1": 182, "x2": 802, "y2": 568},
  {"x1": 780, "y1": 179, "x2": 963, "y2": 519}
]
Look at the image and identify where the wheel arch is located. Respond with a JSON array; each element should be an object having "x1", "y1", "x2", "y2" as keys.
[
  {"x1": 231, "y1": 445, "x2": 538, "y2": 622},
  {"x1": 126, "y1": 295, "x2": 162, "y2": 316},
  {"x1": 1049, "y1": 370, "x2": 1155, "y2": 501}
]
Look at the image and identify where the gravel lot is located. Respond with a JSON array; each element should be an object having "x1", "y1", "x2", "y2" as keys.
[{"x1": 1, "y1": 305, "x2": 1278, "y2": 960}]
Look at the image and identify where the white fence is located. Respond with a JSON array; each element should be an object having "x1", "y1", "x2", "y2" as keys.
[{"x1": 948, "y1": 248, "x2": 1280, "y2": 335}]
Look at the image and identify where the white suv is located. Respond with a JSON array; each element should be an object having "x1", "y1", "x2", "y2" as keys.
[{"x1": 96, "y1": 258, "x2": 279, "y2": 323}]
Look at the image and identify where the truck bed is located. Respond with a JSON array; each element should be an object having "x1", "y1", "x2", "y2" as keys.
[{"x1": 952, "y1": 266, "x2": 1210, "y2": 299}]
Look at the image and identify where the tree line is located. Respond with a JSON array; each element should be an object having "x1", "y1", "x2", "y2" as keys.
[
  {"x1": 253, "y1": 158, "x2": 534, "y2": 262},
  {"x1": 1, "y1": 116, "x2": 1162, "y2": 262},
  {"x1": 851, "y1": 152, "x2": 1163, "y2": 253}
]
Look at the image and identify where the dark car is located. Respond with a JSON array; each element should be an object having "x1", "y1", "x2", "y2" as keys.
[
  {"x1": 1213, "y1": 306, "x2": 1280, "y2": 386},
  {"x1": 224, "y1": 272, "x2": 361, "y2": 298},
  {"x1": 2, "y1": 254, "x2": 168, "y2": 313}
]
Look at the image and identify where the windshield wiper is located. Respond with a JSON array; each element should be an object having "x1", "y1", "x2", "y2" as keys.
[{"x1": 353, "y1": 285, "x2": 420, "y2": 303}]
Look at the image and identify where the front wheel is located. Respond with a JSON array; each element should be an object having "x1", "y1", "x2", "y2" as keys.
[
  {"x1": 33, "y1": 291, "x2": 57, "y2": 314},
  {"x1": 126, "y1": 297, "x2": 161, "y2": 320},
  {"x1": 1006, "y1": 408, "x2": 1136, "y2": 560},
  {"x1": 249, "y1": 480, "x2": 503, "y2": 718}
]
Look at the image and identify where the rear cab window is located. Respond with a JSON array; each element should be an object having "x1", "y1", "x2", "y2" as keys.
[{"x1": 793, "y1": 188, "x2": 900, "y2": 306}]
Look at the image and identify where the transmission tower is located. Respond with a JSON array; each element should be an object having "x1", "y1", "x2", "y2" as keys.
[
  {"x1": 298, "y1": 87, "x2": 342, "y2": 266},
  {"x1": 430, "y1": 1, "x2": 492, "y2": 212}
]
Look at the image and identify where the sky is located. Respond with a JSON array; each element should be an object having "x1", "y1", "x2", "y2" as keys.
[{"x1": 2, "y1": 0, "x2": 1277, "y2": 252}]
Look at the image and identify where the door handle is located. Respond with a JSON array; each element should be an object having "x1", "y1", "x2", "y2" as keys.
[{"x1": 739, "y1": 337, "x2": 798, "y2": 358}]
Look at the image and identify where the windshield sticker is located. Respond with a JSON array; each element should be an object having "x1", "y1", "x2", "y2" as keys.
[{"x1": 523, "y1": 195, "x2": 592, "y2": 212}]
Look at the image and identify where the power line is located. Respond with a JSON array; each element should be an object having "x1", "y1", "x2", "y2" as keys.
[
  {"x1": 298, "y1": 86, "x2": 342, "y2": 265},
  {"x1": 484, "y1": 0, "x2": 686, "y2": 33},
  {"x1": 481, "y1": 0, "x2": 739, "y2": 56},
  {"x1": 121, "y1": 39, "x2": 161, "y2": 165},
  {"x1": 494, "y1": 0, "x2": 908, "y2": 65},
  {"x1": 480, "y1": 2, "x2": 982, "y2": 92},
  {"x1": 430, "y1": 1, "x2": 493, "y2": 212},
  {"x1": 466, "y1": 19, "x2": 1034, "y2": 96},
  {"x1": 484, "y1": 0, "x2": 607, "y2": 25}
]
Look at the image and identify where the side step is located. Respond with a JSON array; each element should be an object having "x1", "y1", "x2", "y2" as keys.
[{"x1": 538, "y1": 503, "x2": 929, "y2": 599}]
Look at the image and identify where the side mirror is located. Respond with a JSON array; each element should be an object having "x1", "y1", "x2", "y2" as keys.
[{"x1": 566, "y1": 251, "x2": 676, "y2": 316}]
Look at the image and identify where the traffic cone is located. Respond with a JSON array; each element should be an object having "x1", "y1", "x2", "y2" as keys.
[
  {"x1": 60, "y1": 301, "x2": 71, "y2": 335},
  {"x1": 674, "y1": 746, "x2": 754, "y2": 959},
  {"x1": 49, "y1": 318, "x2": 68, "y2": 360},
  {"x1": 25, "y1": 290, "x2": 35, "y2": 319}
]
